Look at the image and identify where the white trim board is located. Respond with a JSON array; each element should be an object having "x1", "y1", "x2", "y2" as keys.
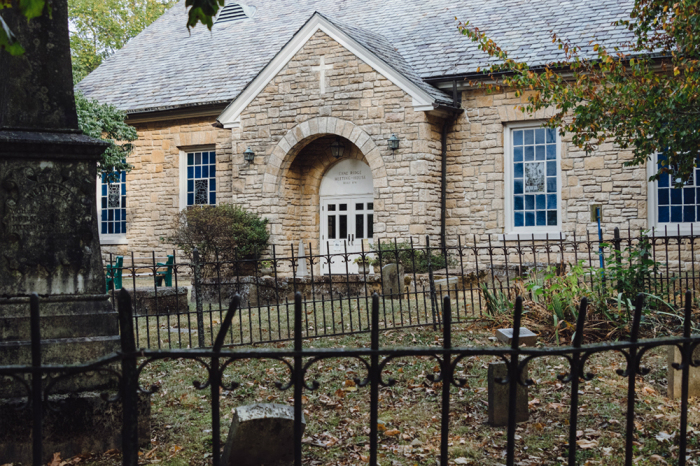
[{"x1": 217, "y1": 12, "x2": 437, "y2": 126}]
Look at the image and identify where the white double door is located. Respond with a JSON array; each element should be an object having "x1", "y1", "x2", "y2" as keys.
[{"x1": 320, "y1": 196, "x2": 374, "y2": 274}]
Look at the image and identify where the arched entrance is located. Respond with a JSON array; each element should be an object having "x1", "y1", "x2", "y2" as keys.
[{"x1": 319, "y1": 159, "x2": 374, "y2": 274}]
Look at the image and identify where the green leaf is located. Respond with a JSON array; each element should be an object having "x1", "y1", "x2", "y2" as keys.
[
  {"x1": 19, "y1": 0, "x2": 44, "y2": 20},
  {"x1": 0, "y1": 15, "x2": 24, "y2": 55}
]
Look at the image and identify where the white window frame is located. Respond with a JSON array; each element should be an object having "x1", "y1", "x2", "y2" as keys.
[
  {"x1": 503, "y1": 122, "x2": 563, "y2": 239},
  {"x1": 96, "y1": 172, "x2": 128, "y2": 245},
  {"x1": 179, "y1": 146, "x2": 217, "y2": 210},
  {"x1": 646, "y1": 153, "x2": 700, "y2": 236}
]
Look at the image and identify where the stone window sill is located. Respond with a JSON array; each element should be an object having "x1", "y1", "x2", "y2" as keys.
[
  {"x1": 500, "y1": 233, "x2": 567, "y2": 241},
  {"x1": 100, "y1": 236, "x2": 128, "y2": 245}
]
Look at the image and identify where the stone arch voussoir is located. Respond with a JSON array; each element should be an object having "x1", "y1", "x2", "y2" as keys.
[{"x1": 264, "y1": 117, "x2": 387, "y2": 195}]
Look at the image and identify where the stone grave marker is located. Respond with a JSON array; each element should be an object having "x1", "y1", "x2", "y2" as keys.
[
  {"x1": 667, "y1": 345, "x2": 700, "y2": 399},
  {"x1": 487, "y1": 362, "x2": 529, "y2": 427},
  {"x1": 221, "y1": 403, "x2": 305, "y2": 466},
  {"x1": 496, "y1": 327, "x2": 538, "y2": 347},
  {"x1": 297, "y1": 240, "x2": 308, "y2": 277},
  {"x1": 381, "y1": 263, "x2": 404, "y2": 297}
]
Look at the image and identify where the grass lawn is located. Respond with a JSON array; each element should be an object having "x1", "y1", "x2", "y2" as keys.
[{"x1": 51, "y1": 314, "x2": 699, "y2": 466}]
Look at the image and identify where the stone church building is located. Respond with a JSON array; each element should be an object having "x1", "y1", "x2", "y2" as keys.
[{"x1": 77, "y1": 0, "x2": 699, "y2": 268}]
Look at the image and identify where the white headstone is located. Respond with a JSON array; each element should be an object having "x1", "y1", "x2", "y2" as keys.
[{"x1": 297, "y1": 240, "x2": 308, "y2": 277}]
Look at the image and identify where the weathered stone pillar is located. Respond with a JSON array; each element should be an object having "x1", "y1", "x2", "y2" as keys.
[{"x1": 0, "y1": 1, "x2": 137, "y2": 462}]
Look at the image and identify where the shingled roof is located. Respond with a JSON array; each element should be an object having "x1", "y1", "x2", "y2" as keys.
[{"x1": 77, "y1": 0, "x2": 635, "y2": 115}]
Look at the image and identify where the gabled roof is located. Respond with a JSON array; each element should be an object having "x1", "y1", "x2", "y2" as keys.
[
  {"x1": 76, "y1": 0, "x2": 635, "y2": 115},
  {"x1": 217, "y1": 12, "x2": 454, "y2": 127}
]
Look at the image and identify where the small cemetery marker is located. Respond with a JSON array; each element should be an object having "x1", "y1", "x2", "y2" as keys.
[
  {"x1": 221, "y1": 403, "x2": 306, "y2": 466},
  {"x1": 487, "y1": 326, "x2": 536, "y2": 426},
  {"x1": 667, "y1": 345, "x2": 700, "y2": 399},
  {"x1": 495, "y1": 327, "x2": 537, "y2": 347},
  {"x1": 488, "y1": 363, "x2": 529, "y2": 427},
  {"x1": 381, "y1": 263, "x2": 404, "y2": 297}
]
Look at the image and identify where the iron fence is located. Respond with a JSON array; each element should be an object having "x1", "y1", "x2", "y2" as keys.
[
  {"x1": 1, "y1": 289, "x2": 698, "y2": 466},
  {"x1": 105, "y1": 227, "x2": 699, "y2": 349}
]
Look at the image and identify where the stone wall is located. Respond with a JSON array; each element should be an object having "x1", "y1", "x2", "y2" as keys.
[
  {"x1": 101, "y1": 116, "x2": 231, "y2": 257},
  {"x1": 448, "y1": 87, "x2": 647, "y2": 242},
  {"x1": 229, "y1": 30, "x2": 447, "y2": 245}
]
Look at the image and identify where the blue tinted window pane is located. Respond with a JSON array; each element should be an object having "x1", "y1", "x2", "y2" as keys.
[
  {"x1": 121, "y1": 196, "x2": 126, "y2": 207},
  {"x1": 671, "y1": 206, "x2": 683, "y2": 222},
  {"x1": 547, "y1": 194, "x2": 557, "y2": 209},
  {"x1": 187, "y1": 153, "x2": 193, "y2": 165},
  {"x1": 684, "y1": 206, "x2": 696, "y2": 223},
  {"x1": 535, "y1": 129, "x2": 545, "y2": 144},
  {"x1": 210, "y1": 192, "x2": 216, "y2": 205},
  {"x1": 121, "y1": 172, "x2": 126, "y2": 182},
  {"x1": 210, "y1": 179, "x2": 216, "y2": 191},
  {"x1": 108, "y1": 210, "x2": 113, "y2": 221},
  {"x1": 202, "y1": 166, "x2": 208, "y2": 178},
  {"x1": 121, "y1": 184, "x2": 126, "y2": 195},
  {"x1": 114, "y1": 223, "x2": 121, "y2": 234},
  {"x1": 547, "y1": 177, "x2": 557, "y2": 193},
  {"x1": 195, "y1": 153, "x2": 201, "y2": 164},
  {"x1": 101, "y1": 198, "x2": 107, "y2": 209},
  {"x1": 514, "y1": 179, "x2": 523, "y2": 194},
  {"x1": 514, "y1": 196, "x2": 524, "y2": 211},
  {"x1": 525, "y1": 212, "x2": 535, "y2": 226},
  {"x1": 525, "y1": 146, "x2": 535, "y2": 161},
  {"x1": 514, "y1": 147, "x2": 523, "y2": 162},
  {"x1": 102, "y1": 185, "x2": 107, "y2": 196},
  {"x1": 525, "y1": 195, "x2": 535, "y2": 210},
  {"x1": 524, "y1": 130, "x2": 534, "y2": 145},
  {"x1": 536, "y1": 211, "x2": 546, "y2": 226},
  {"x1": 659, "y1": 206, "x2": 669, "y2": 222},
  {"x1": 101, "y1": 224, "x2": 107, "y2": 234},
  {"x1": 101, "y1": 210, "x2": 107, "y2": 221},
  {"x1": 121, "y1": 209, "x2": 126, "y2": 220},
  {"x1": 535, "y1": 146, "x2": 545, "y2": 160},
  {"x1": 671, "y1": 189, "x2": 683, "y2": 205},
  {"x1": 187, "y1": 193, "x2": 194, "y2": 205},
  {"x1": 547, "y1": 161, "x2": 556, "y2": 176},
  {"x1": 659, "y1": 173, "x2": 669, "y2": 188},
  {"x1": 536, "y1": 195, "x2": 545, "y2": 209},
  {"x1": 187, "y1": 167, "x2": 194, "y2": 178},
  {"x1": 546, "y1": 145, "x2": 556, "y2": 160},
  {"x1": 513, "y1": 131, "x2": 523, "y2": 146},
  {"x1": 514, "y1": 163, "x2": 523, "y2": 178},
  {"x1": 203, "y1": 153, "x2": 209, "y2": 164},
  {"x1": 188, "y1": 180, "x2": 194, "y2": 192},
  {"x1": 195, "y1": 166, "x2": 201, "y2": 178},
  {"x1": 115, "y1": 210, "x2": 120, "y2": 221},
  {"x1": 547, "y1": 210, "x2": 557, "y2": 226},
  {"x1": 658, "y1": 189, "x2": 669, "y2": 205},
  {"x1": 546, "y1": 129, "x2": 556, "y2": 143},
  {"x1": 108, "y1": 223, "x2": 113, "y2": 234},
  {"x1": 514, "y1": 212, "x2": 524, "y2": 227},
  {"x1": 122, "y1": 222, "x2": 127, "y2": 232},
  {"x1": 210, "y1": 165, "x2": 216, "y2": 177},
  {"x1": 684, "y1": 188, "x2": 695, "y2": 204}
]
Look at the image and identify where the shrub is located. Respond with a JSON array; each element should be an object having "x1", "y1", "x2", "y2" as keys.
[{"x1": 166, "y1": 204, "x2": 269, "y2": 277}]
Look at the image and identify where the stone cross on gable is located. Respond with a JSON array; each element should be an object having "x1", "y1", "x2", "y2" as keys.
[{"x1": 311, "y1": 56, "x2": 333, "y2": 94}]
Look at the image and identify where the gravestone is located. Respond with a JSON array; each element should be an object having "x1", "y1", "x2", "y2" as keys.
[
  {"x1": 487, "y1": 362, "x2": 529, "y2": 426},
  {"x1": 381, "y1": 263, "x2": 404, "y2": 297},
  {"x1": 496, "y1": 327, "x2": 538, "y2": 347},
  {"x1": 297, "y1": 240, "x2": 308, "y2": 277},
  {"x1": 667, "y1": 345, "x2": 700, "y2": 399},
  {"x1": 0, "y1": 1, "x2": 145, "y2": 462},
  {"x1": 221, "y1": 403, "x2": 306, "y2": 466}
]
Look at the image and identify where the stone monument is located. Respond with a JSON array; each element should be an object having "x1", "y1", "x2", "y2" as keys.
[
  {"x1": 221, "y1": 403, "x2": 306, "y2": 466},
  {"x1": 0, "y1": 1, "x2": 135, "y2": 462},
  {"x1": 381, "y1": 263, "x2": 404, "y2": 297}
]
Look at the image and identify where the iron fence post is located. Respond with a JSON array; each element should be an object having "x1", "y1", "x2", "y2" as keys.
[
  {"x1": 624, "y1": 294, "x2": 644, "y2": 466},
  {"x1": 506, "y1": 296, "x2": 523, "y2": 466},
  {"x1": 117, "y1": 288, "x2": 139, "y2": 466},
  {"x1": 440, "y1": 295, "x2": 452, "y2": 466},
  {"x1": 293, "y1": 292, "x2": 303, "y2": 466},
  {"x1": 30, "y1": 293, "x2": 42, "y2": 466},
  {"x1": 369, "y1": 293, "x2": 379, "y2": 466},
  {"x1": 568, "y1": 297, "x2": 588, "y2": 466},
  {"x1": 193, "y1": 247, "x2": 206, "y2": 348},
  {"x1": 679, "y1": 290, "x2": 693, "y2": 466}
]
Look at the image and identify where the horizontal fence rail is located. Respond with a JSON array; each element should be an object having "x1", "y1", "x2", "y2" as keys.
[
  {"x1": 105, "y1": 227, "x2": 699, "y2": 349},
  {"x1": 1, "y1": 289, "x2": 698, "y2": 466}
]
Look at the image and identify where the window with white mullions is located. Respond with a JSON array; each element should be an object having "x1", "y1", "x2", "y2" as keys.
[
  {"x1": 187, "y1": 151, "x2": 216, "y2": 206},
  {"x1": 654, "y1": 153, "x2": 700, "y2": 225},
  {"x1": 100, "y1": 169, "x2": 127, "y2": 236},
  {"x1": 505, "y1": 124, "x2": 561, "y2": 235}
]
